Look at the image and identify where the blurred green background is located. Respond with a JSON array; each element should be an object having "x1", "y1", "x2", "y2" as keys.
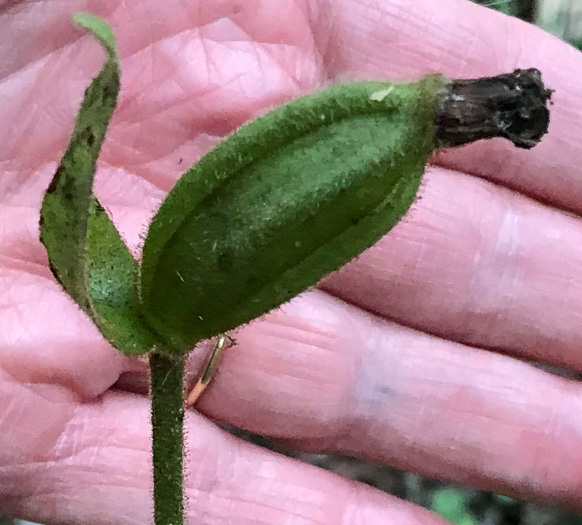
[
  {"x1": 2, "y1": 1, "x2": 581, "y2": 525},
  {"x1": 474, "y1": 0, "x2": 582, "y2": 49}
]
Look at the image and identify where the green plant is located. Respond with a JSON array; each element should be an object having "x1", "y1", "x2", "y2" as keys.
[
  {"x1": 431, "y1": 488, "x2": 477, "y2": 525},
  {"x1": 473, "y1": 0, "x2": 517, "y2": 16},
  {"x1": 39, "y1": 13, "x2": 551, "y2": 525}
]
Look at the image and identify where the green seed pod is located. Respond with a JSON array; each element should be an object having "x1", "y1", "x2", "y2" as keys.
[{"x1": 140, "y1": 71, "x2": 550, "y2": 354}]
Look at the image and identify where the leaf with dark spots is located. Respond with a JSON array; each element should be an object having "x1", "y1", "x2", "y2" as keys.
[{"x1": 40, "y1": 13, "x2": 157, "y2": 355}]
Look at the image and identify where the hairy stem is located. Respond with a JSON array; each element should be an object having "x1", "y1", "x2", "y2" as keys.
[{"x1": 150, "y1": 352, "x2": 186, "y2": 525}]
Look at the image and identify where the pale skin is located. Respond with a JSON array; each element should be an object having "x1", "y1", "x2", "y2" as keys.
[{"x1": 1, "y1": 0, "x2": 582, "y2": 523}]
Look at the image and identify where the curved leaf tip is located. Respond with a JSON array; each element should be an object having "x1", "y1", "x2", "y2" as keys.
[
  {"x1": 72, "y1": 12, "x2": 118, "y2": 58},
  {"x1": 40, "y1": 13, "x2": 156, "y2": 356}
]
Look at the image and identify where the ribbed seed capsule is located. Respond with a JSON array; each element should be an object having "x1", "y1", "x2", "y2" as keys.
[
  {"x1": 140, "y1": 77, "x2": 444, "y2": 352},
  {"x1": 140, "y1": 69, "x2": 551, "y2": 354}
]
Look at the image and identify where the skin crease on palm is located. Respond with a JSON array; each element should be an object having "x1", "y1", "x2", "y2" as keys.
[{"x1": 2, "y1": 0, "x2": 582, "y2": 523}]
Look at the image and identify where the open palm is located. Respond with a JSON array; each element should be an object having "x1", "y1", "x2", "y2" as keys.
[{"x1": 2, "y1": 1, "x2": 582, "y2": 523}]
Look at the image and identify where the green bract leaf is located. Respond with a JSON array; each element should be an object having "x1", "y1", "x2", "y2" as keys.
[
  {"x1": 140, "y1": 78, "x2": 446, "y2": 353},
  {"x1": 40, "y1": 13, "x2": 156, "y2": 355}
]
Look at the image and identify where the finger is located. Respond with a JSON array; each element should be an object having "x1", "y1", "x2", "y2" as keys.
[
  {"x1": 323, "y1": 0, "x2": 582, "y2": 214},
  {"x1": 320, "y1": 165, "x2": 582, "y2": 370},
  {"x1": 0, "y1": 375, "x2": 448, "y2": 525},
  {"x1": 0, "y1": 263, "x2": 130, "y2": 398},
  {"x1": 0, "y1": 0, "x2": 322, "y2": 185},
  {"x1": 160, "y1": 290, "x2": 582, "y2": 508}
]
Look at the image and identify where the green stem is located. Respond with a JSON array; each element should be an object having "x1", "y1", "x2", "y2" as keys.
[{"x1": 149, "y1": 351, "x2": 186, "y2": 525}]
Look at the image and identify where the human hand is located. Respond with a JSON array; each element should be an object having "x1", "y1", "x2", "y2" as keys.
[{"x1": 1, "y1": 1, "x2": 581, "y2": 524}]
